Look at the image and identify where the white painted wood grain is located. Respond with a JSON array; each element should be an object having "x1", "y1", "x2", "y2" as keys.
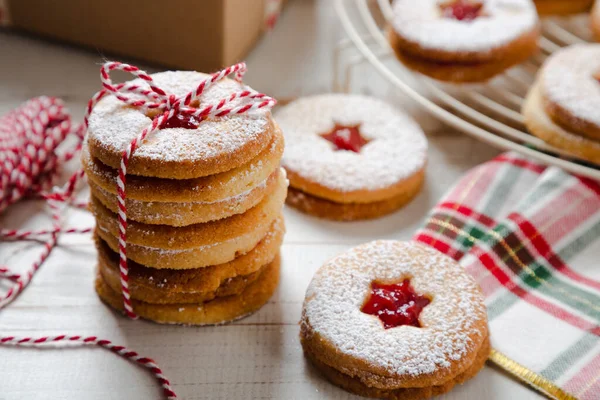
[{"x1": 0, "y1": 0, "x2": 543, "y2": 398}]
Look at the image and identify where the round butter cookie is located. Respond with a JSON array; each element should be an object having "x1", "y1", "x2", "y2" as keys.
[
  {"x1": 388, "y1": 0, "x2": 540, "y2": 83},
  {"x1": 91, "y1": 175, "x2": 286, "y2": 250},
  {"x1": 82, "y1": 128, "x2": 284, "y2": 203},
  {"x1": 92, "y1": 178, "x2": 286, "y2": 269},
  {"x1": 97, "y1": 216, "x2": 283, "y2": 270},
  {"x1": 538, "y1": 44, "x2": 600, "y2": 141},
  {"x1": 277, "y1": 94, "x2": 427, "y2": 220},
  {"x1": 87, "y1": 71, "x2": 277, "y2": 179},
  {"x1": 90, "y1": 168, "x2": 284, "y2": 226},
  {"x1": 96, "y1": 217, "x2": 284, "y2": 304},
  {"x1": 95, "y1": 255, "x2": 280, "y2": 325},
  {"x1": 285, "y1": 181, "x2": 423, "y2": 221},
  {"x1": 300, "y1": 241, "x2": 489, "y2": 398},
  {"x1": 305, "y1": 337, "x2": 490, "y2": 400},
  {"x1": 535, "y1": 0, "x2": 593, "y2": 15}
]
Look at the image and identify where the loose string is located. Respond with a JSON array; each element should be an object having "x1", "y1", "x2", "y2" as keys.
[
  {"x1": 0, "y1": 62, "x2": 276, "y2": 399},
  {"x1": 0, "y1": 96, "x2": 87, "y2": 309},
  {"x1": 0, "y1": 94, "x2": 176, "y2": 399}
]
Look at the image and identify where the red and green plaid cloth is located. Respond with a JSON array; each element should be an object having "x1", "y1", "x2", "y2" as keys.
[{"x1": 414, "y1": 152, "x2": 600, "y2": 400}]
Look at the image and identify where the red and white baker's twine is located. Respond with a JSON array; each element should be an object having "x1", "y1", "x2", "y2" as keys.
[
  {"x1": 0, "y1": 61, "x2": 275, "y2": 399},
  {"x1": 0, "y1": 96, "x2": 88, "y2": 309}
]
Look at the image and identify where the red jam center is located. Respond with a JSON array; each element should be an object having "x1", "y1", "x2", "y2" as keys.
[
  {"x1": 440, "y1": 0, "x2": 484, "y2": 21},
  {"x1": 361, "y1": 280, "x2": 431, "y2": 329},
  {"x1": 320, "y1": 124, "x2": 369, "y2": 153},
  {"x1": 161, "y1": 113, "x2": 201, "y2": 129}
]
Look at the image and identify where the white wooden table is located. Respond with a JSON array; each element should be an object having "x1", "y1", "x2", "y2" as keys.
[{"x1": 0, "y1": 1, "x2": 544, "y2": 399}]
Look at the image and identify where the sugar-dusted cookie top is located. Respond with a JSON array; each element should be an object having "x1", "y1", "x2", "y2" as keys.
[
  {"x1": 87, "y1": 71, "x2": 276, "y2": 179},
  {"x1": 277, "y1": 94, "x2": 427, "y2": 195},
  {"x1": 302, "y1": 240, "x2": 488, "y2": 388},
  {"x1": 390, "y1": 0, "x2": 538, "y2": 58}
]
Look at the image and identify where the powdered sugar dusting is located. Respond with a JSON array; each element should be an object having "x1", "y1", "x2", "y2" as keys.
[
  {"x1": 541, "y1": 44, "x2": 600, "y2": 129},
  {"x1": 277, "y1": 94, "x2": 427, "y2": 192},
  {"x1": 88, "y1": 71, "x2": 270, "y2": 163},
  {"x1": 303, "y1": 240, "x2": 487, "y2": 377},
  {"x1": 391, "y1": 0, "x2": 537, "y2": 53}
]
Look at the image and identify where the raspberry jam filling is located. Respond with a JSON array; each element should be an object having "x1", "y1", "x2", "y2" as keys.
[
  {"x1": 361, "y1": 279, "x2": 431, "y2": 329},
  {"x1": 320, "y1": 124, "x2": 369, "y2": 153},
  {"x1": 161, "y1": 113, "x2": 202, "y2": 129},
  {"x1": 440, "y1": 0, "x2": 484, "y2": 21}
]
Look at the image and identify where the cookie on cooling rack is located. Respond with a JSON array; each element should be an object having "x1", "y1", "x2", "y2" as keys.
[
  {"x1": 277, "y1": 94, "x2": 427, "y2": 221},
  {"x1": 523, "y1": 44, "x2": 600, "y2": 164},
  {"x1": 388, "y1": 0, "x2": 540, "y2": 83},
  {"x1": 300, "y1": 240, "x2": 490, "y2": 399},
  {"x1": 534, "y1": 0, "x2": 593, "y2": 15}
]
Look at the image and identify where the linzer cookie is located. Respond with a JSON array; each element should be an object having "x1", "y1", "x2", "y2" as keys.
[
  {"x1": 277, "y1": 94, "x2": 427, "y2": 221},
  {"x1": 523, "y1": 44, "x2": 600, "y2": 163},
  {"x1": 388, "y1": 0, "x2": 540, "y2": 83},
  {"x1": 83, "y1": 63, "x2": 286, "y2": 324},
  {"x1": 300, "y1": 241, "x2": 490, "y2": 399}
]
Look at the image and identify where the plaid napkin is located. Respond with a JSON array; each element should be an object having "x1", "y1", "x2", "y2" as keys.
[{"x1": 414, "y1": 152, "x2": 600, "y2": 400}]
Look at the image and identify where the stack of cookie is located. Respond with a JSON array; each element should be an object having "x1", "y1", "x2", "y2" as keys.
[{"x1": 83, "y1": 71, "x2": 286, "y2": 325}]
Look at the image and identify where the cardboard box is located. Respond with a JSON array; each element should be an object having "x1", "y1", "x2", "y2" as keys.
[{"x1": 7, "y1": 0, "x2": 280, "y2": 72}]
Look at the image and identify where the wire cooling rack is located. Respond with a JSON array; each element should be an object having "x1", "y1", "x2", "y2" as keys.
[{"x1": 334, "y1": 0, "x2": 600, "y2": 180}]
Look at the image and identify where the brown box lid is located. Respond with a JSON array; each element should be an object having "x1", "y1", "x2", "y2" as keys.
[{"x1": 7, "y1": 0, "x2": 270, "y2": 72}]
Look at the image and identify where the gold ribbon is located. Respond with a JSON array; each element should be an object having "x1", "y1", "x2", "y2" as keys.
[{"x1": 489, "y1": 349, "x2": 577, "y2": 400}]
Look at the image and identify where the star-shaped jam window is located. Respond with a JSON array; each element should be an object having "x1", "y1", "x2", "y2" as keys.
[
  {"x1": 361, "y1": 279, "x2": 431, "y2": 329},
  {"x1": 320, "y1": 123, "x2": 370, "y2": 153},
  {"x1": 439, "y1": 0, "x2": 485, "y2": 21}
]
